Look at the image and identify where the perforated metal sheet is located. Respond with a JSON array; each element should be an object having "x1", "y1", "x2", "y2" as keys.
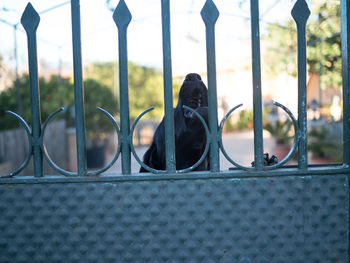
[{"x1": 0, "y1": 175, "x2": 348, "y2": 262}]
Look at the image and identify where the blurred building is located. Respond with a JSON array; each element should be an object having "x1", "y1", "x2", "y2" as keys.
[{"x1": 0, "y1": 58, "x2": 12, "y2": 92}]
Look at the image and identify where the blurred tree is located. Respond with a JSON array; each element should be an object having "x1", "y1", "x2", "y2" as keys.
[
  {"x1": 0, "y1": 61, "x2": 182, "y2": 132},
  {"x1": 0, "y1": 54, "x2": 13, "y2": 91},
  {"x1": 263, "y1": 0, "x2": 341, "y2": 89},
  {"x1": 84, "y1": 61, "x2": 117, "y2": 95},
  {"x1": 84, "y1": 60, "x2": 181, "y2": 120},
  {"x1": 128, "y1": 62, "x2": 164, "y2": 119},
  {"x1": 0, "y1": 75, "x2": 74, "y2": 131},
  {"x1": 83, "y1": 78, "x2": 118, "y2": 142},
  {"x1": 0, "y1": 75, "x2": 118, "y2": 140},
  {"x1": 230, "y1": 109, "x2": 254, "y2": 131}
]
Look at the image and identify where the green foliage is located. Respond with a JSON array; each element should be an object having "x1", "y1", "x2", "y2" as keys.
[
  {"x1": 264, "y1": 0, "x2": 341, "y2": 89},
  {"x1": 84, "y1": 61, "x2": 181, "y2": 120},
  {"x1": 307, "y1": 1, "x2": 341, "y2": 88},
  {"x1": 264, "y1": 119, "x2": 293, "y2": 145},
  {"x1": 264, "y1": 20, "x2": 297, "y2": 77},
  {"x1": 223, "y1": 116, "x2": 236, "y2": 133},
  {"x1": 0, "y1": 75, "x2": 119, "y2": 142},
  {"x1": 308, "y1": 125, "x2": 342, "y2": 161},
  {"x1": 0, "y1": 61, "x2": 182, "y2": 139},
  {"x1": 128, "y1": 62, "x2": 182, "y2": 120},
  {"x1": 0, "y1": 75, "x2": 74, "y2": 131},
  {"x1": 231, "y1": 109, "x2": 254, "y2": 131},
  {"x1": 84, "y1": 61, "x2": 117, "y2": 95},
  {"x1": 83, "y1": 79, "x2": 118, "y2": 141},
  {"x1": 128, "y1": 63, "x2": 164, "y2": 119}
]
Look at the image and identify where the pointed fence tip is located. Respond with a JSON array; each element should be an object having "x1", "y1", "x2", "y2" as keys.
[
  {"x1": 291, "y1": 0, "x2": 310, "y2": 26},
  {"x1": 112, "y1": 0, "x2": 132, "y2": 29},
  {"x1": 21, "y1": 2, "x2": 40, "y2": 33},
  {"x1": 201, "y1": 0, "x2": 219, "y2": 25}
]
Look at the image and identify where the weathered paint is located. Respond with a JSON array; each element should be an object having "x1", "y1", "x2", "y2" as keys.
[
  {"x1": 71, "y1": 0, "x2": 87, "y2": 176},
  {"x1": 113, "y1": 0, "x2": 132, "y2": 175},
  {"x1": 0, "y1": 0, "x2": 347, "y2": 179},
  {"x1": 201, "y1": 0, "x2": 220, "y2": 172},
  {"x1": 250, "y1": 0, "x2": 264, "y2": 171},
  {"x1": 21, "y1": 3, "x2": 43, "y2": 177},
  {"x1": 341, "y1": 0, "x2": 350, "y2": 167},
  {"x1": 291, "y1": 0, "x2": 310, "y2": 170}
]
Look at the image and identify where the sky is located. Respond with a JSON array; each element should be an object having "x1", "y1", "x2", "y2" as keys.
[
  {"x1": 0, "y1": 0, "x2": 317, "y2": 113},
  {"x1": 0, "y1": 0, "x2": 299, "y2": 76}
]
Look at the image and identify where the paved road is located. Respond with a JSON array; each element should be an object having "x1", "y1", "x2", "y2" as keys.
[{"x1": 102, "y1": 130, "x2": 275, "y2": 174}]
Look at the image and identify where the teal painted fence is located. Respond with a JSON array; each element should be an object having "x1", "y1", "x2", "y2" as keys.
[
  {"x1": 0, "y1": 1, "x2": 350, "y2": 261},
  {"x1": 1, "y1": 0, "x2": 349, "y2": 177}
]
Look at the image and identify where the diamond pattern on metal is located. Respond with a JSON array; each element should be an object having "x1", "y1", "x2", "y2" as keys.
[{"x1": 0, "y1": 175, "x2": 348, "y2": 262}]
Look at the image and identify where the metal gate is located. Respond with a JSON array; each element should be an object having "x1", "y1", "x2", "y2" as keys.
[{"x1": 1, "y1": 0, "x2": 349, "y2": 262}]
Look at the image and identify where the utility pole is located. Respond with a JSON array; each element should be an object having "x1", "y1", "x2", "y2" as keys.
[
  {"x1": 58, "y1": 45, "x2": 63, "y2": 87},
  {"x1": 13, "y1": 24, "x2": 23, "y2": 116},
  {"x1": 1, "y1": 1, "x2": 70, "y2": 115}
]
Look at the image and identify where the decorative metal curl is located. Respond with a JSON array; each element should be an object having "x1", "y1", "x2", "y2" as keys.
[
  {"x1": 130, "y1": 106, "x2": 210, "y2": 173},
  {"x1": 219, "y1": 102, "x2": 299, "y2": 171},
  {"x1": 264, "y1": 101, "x2": 299, "y2": 170},
  {"x1": 41, "y1": 107, "x2": 77, "y2": 176},
  {"x1": 129, "y1": 107, "x2": 164, "y2": 174},
  {"x1": 177, "y1": 106, "x2": 210, "y2": 173},
  {"x1": 0, "y1": 111, "x2": 33, "y2": 178},
  {"x1": 218, "y1": 103, "x2": 254, "y2": 171},
  {"x1": 86, "y1": 107, "x2": 121, "y2": 176},
  {"x1": 41, "y1": 107, "x2": 122, "y2": 176}
]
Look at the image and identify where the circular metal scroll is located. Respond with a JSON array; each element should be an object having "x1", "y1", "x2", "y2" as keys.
[
  {"x1": 0, "y1": 111, "x2": 33, "y2": 178},
  {"x1": 41, "y1": 107, "x2": 122, "y2": 176},
  {"x1": 218, "y1": 104, "x2": 254, "y2": 171},
  {"x1": 129, "y1": 106, "x2": 210, "y2": 173},
  {"x1": 41, "y1": 107, "x2": 77, "y2": 176},
  {"x1": 263, "y1": 101, "x2": 299, "y2": 170},
  {"x1": 219, "y1": 102, "x2": 299, "y2": 171},
  {"x1": 87, "y1": 107, "x2": 121, "y2": 176},
  {"x1": 176, "y1": 106, "x2": 210, "y2": 173}
]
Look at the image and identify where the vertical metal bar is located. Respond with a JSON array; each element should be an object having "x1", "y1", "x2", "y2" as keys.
[
  {"x1": 201, "y1": 0, "x2": 220, "y2": 172},
  {"x1": 342, "y1": 0, "x2": 350, "y2": 256},
  {"x1": 21, "y1": 3, "x2": 43, "y2": 177},
  {"x1": 341, "y1": 0, "x2": 350, "y2": 167},
  {"x1": 71, "y1": 0, "x2": 87, "y2": 175},
  {"x1": 161, "y1": 0, "x2": 176, "y2": 173},
  {"x1": 292, "y1": 0, "x2": 310, "y2": 170},
  {"x1": 296, "y1": 17, "x2": 308, "y2": 170},
  {"x1": 250, "y1": 0, "x2": 264, "y2": 170},
  {"x1": 113, "y1": 0, "x2": 132, "y2": 174}
]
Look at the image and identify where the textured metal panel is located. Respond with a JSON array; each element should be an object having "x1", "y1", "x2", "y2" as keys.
[{"x1": 0, "y1": 175, "x2": 348, "y2": 262}]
